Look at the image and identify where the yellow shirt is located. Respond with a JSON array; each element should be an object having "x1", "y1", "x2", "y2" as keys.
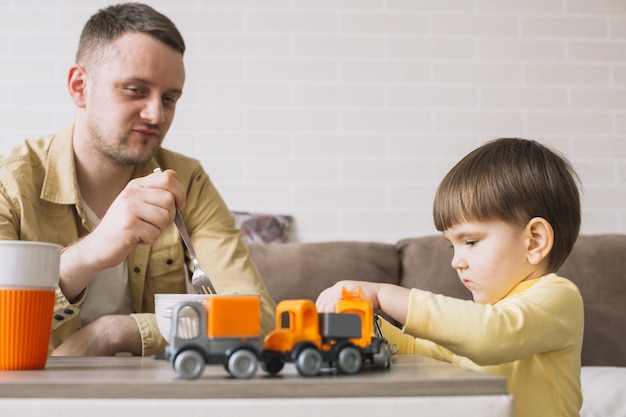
[
  {"x1": 381, "y1": 273, "x2": 583, "y2": 417},
  {"x1": 0, "y1": 124, "x2": 276, "y2": 356}
]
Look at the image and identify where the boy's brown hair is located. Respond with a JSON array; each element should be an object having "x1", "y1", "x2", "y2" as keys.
[{"x1": 433, "y1": 138, "x2": 581, "y2": 272}]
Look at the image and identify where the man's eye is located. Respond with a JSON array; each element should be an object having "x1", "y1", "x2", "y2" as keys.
[
  {"x1": 163, "y1": 96, "x2": 178, "y2": 105},
  {"x1": 125, "y1": 87, "x2": 143, "y2": 95}
]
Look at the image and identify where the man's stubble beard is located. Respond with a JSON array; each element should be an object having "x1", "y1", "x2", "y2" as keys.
[{"x1": 88, "y1": 122, "x2": 160, "y2": 166}]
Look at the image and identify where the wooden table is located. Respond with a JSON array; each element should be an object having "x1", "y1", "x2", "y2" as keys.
[{"x1": 0, "y1": 355, "x2": 513, "y2": 417}]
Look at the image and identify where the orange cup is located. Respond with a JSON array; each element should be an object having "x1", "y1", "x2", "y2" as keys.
[
  {"x1": 0, "y1": 289, "x2": 55, "y2": 370},
  {"x1": 0, "y1": 241, "x2": 61, "y2": 371}
]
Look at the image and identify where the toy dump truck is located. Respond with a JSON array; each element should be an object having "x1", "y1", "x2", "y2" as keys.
[
  {"x1": 262, "y1": 287, "x2": 393, "y2": 376},
  {"x1": 163, "y1": 295, "x2": 262, "y2": 379}
]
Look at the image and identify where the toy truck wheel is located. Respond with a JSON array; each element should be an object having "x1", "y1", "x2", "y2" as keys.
[
  {"x1": 295, "y1": 347, "x2": 322, "y2": 377},
  {"x1": 226, "y1": 349, "x2": 259, "y2": 379},
  {"x1": 373, "y1": 342, "x2": 392, "y2": 369},
  {"x1": 173, "y1": 349, "x2": 205, "y2": 379},
  {"x1": 337, "y1": 346, "x2": 361, "y2": 374},
  {"x1": 261, "y1": 357, "x2": 284, "y2": 374}
]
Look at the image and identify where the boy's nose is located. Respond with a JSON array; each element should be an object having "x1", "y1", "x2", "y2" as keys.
[{"x1": 451, "y1": 253, "x2": 467, "y2": 271}]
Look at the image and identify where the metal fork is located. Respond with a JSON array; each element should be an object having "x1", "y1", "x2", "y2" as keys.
[{"x1": 154, "y1": 168, "x2": 217, "y2": 294}]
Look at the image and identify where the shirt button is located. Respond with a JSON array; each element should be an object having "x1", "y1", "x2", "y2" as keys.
[
  {"x1": 54, "y1": 315, "x2": 64, "y2": 321},
  {"x1": 64, "y1": 309, "x2": 74, "y2": 315},
  {"x1": 134, "y1": 267, "x2": 141, "y2": 273},
  {"x1": 166, "y1": 259, "x2": 173, "y2": 265}
]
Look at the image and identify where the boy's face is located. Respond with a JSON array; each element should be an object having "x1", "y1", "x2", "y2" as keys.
[{"x1": 443, "y1": 219, "x2": 543, "y2": 304}]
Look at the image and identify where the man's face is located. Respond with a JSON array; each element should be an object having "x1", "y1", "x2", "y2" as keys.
[{"x1": 83, "y1": 32, "x2": 185, "y2": 165}]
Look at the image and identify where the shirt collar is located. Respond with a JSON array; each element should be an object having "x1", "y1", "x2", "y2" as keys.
[
  {"x1": 502, "y1": 274, "x2": 550, "y2": 299},
  {"x1": 41, "y1": 123, "x2": 80, "y2": 205}
]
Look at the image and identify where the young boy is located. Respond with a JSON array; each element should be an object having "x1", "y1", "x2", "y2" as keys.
[{"x1": 316, "y1": 138, "x2": 584, "y2": 417}]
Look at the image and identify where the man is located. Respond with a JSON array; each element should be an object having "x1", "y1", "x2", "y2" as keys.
[{"x1": 0, "y1": 3, "x2": 276, "y2": 356}]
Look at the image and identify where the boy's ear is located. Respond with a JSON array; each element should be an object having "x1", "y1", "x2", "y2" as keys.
[{"x1": 525, "y1": 217, "x2": 554, "y2": 265}]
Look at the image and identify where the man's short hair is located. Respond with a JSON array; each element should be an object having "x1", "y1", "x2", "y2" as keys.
[{"x1": 76, "y1": 2, "x2": 185, "y2": 68}]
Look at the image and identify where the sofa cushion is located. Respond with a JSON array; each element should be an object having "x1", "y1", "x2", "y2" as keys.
[
  {"x1": 248, "y1": 233, "x2": 625, "y2": 368},
  {"x1": 247, "y1": 241, "x2": 400, "y2": 302},
  {"x1": 396, "y1": 235, "x2": 471, "y2": 300},
  {"x1": 557, "y1": 234, "x2": 626, "y2": 367}
]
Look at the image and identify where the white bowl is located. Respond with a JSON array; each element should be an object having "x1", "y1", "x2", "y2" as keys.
[{"x1": 155, "y1": 293, "x2": 215, "y2": 343}]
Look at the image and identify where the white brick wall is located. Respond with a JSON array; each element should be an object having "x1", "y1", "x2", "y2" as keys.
[{"x1": 1, "y1": 0, "x2": 625, "y2": 243}]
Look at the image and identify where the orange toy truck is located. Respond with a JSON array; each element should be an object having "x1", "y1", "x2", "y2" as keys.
[
  {"x1": 163, "y1": 295, "x2": 262, "y2": 379},
  {"x1": 262, "y1": 287, "x2": 393, "y2": 376},
  {"x1": 161, "y1": 289, "x2": 392, "y2": 379}
]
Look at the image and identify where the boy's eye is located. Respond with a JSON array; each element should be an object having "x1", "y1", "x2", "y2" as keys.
[{"x1": 465, "y1": 240, "x2": 477, "y2": 246}]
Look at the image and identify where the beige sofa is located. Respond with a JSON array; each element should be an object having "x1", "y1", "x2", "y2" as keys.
[{"x1": 248, "y1": 234, "x2": 626, "y2": 416}]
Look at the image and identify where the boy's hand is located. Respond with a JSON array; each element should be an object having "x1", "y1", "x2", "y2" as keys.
[
  {"x1": 316, "y1": 280, "x2": 411, "y2": 326},
  {"x1": 316, "y1": 280, "x2": 381, "y2": 312}
]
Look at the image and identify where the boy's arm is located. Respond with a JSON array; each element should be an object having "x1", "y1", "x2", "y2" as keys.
[
  {"x1": 402, "y1": 276, "x2": 583, "y2": 365},
  {"x1": 379, "y1": 318, "x2": 454, "y2": 362}
]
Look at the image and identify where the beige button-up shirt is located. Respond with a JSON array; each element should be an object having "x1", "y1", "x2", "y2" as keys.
[{"x1": 0, "y1": 124, "x2": 276, "y2": 356}]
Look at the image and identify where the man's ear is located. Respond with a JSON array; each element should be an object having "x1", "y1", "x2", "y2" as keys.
[
  {"x1": 525, "y1": 217, "x2": 554, "y2": 266},
  {"x1": 67, "y1": 65, "x2": 88, "y2": 108}
]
